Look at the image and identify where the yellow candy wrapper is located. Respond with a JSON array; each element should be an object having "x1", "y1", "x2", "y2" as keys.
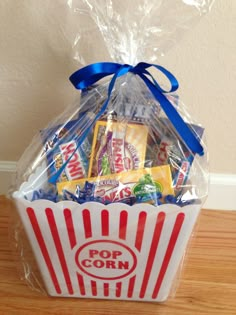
[{"x1": 88, "y1": 120, "x2": 148, "y2": 177}]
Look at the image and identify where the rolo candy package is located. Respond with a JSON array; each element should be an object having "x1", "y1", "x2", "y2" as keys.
[{"x1": 12, "y1": 0, "x2": 213, "y2": 303}]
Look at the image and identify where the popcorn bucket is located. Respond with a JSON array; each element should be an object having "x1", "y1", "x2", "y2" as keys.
[{"x1": 13, "y1": 165, "x2": 200, "y2": 302}]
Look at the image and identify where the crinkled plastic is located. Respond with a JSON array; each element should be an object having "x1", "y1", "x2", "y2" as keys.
[{"x1": 11, "y1": 0, "x2": 213, "y2": 303}]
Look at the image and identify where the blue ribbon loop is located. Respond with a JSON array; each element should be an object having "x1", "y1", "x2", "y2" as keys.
[{"x1": 49, "y1": 61, "x2": 203, "y2": 184}]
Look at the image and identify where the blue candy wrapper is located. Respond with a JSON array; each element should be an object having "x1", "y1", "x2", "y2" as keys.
[{"x1": 40, "y1": 114, "x2": 93, "y2": 182}]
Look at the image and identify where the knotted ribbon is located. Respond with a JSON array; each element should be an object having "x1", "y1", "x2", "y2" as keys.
[{"x1": 49, "y1": 62, "x2": 203, "y2": 184}]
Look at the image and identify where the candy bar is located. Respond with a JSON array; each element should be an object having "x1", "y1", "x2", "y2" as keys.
[
  {"x1": 146, "y1": 117, "x2": 204, "y2": 193},
  {"x1": 173, "y1": 160, "x2": 191, "y2": 193},
  {"x1": 88, "y1": 120, "x2": 148, "y2": 177},
  {"x1": 40, "y1": 113, "x2": 94, "y2": 182}
]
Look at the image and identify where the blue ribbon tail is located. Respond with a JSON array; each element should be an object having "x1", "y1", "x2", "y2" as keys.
[{"x1": 139, "y1": 73, "x2": 204, "y2": 155}]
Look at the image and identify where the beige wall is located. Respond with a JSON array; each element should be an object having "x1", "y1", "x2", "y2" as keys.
[{"x1": 0, "y1": 0, "x2": 235, "y2": 173}]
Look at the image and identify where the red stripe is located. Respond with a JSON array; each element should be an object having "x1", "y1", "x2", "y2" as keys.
[
  {"x1": 152, "y1": 213, "x2": 185, "y2": 299},
  {"x1": 101, "y1": 210, "x2": 109, "y2": 236},
  {"x1": 119, "y1": 210, "x2": 128, "y2": 240},
  {"x1": 139, "y1": 212, "x2": 165, "y2": 298},
  {"x1": 45, "y1": 208, "x2": 73, "y2": 295},
  {"x1": 135, "y1": 211, "x2": 147, "y2": 251},
  {"x1": 82, "y1": 209, "x2": 92, "y2": 238},
  {"x1": 26, "y1": 208, "x2": 61, "y2": 294},
  {"x1": 64, "y1": 209, "x2": 76, "y2": 249},
  {"x1": 127, "y1": 276, "x2": 136, "y2": 298},
  {"x1": 116, "y1": 282, "x2": 122, "y2": 297},
  {"x1": 91, "y1": 280, "x2": 97, "y2": 296},
  {"x1": 77, "y1": 273, "x2": 86, "y2": 295},
  {"x1": 104, "y1": 283, "x2": 109, "y2": 297}
]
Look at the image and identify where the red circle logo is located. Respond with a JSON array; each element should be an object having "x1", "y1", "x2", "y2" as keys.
[{"x1": 75, "y1": 240, "x2": 137, "y2": 280}]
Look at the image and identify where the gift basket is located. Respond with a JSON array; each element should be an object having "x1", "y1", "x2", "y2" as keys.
[{"x1": 12, "y1": 0, "x2": 212, "y2": 302}]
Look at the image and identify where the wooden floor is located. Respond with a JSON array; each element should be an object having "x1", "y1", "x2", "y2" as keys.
[{"x1": 0, "y1": 195, "x2": 236, "y2": 315}]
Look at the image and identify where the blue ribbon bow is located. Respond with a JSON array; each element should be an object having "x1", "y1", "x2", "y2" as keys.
[{"x1": 49, "y1": 62, "x2": 203, "y2": 184}]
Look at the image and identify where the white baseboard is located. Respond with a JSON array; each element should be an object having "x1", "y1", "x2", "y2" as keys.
[
  {"x1": 0, "y1": 160, "x2": 235, "y2": 210},
  {"x1": 204, "y1": 173, "x2": 236, "y2": 210},
  {"x1": 0, "y1": 161, "x2": 17, "y2": 172}
]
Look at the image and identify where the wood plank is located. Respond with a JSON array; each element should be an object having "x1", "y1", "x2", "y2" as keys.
[{"x1": 1, "y1": 195, "x2": 236, "y2": 315}]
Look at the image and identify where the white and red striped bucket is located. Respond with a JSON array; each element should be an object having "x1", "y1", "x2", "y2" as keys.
[{"x1": 13, "y1": 196, "x2": 200, "y2": 302}]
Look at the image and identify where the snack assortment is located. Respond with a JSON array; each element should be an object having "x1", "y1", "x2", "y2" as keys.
[
  {"x1": 22, "y1": 73, "x2": 205, "y2": 207},
  {"x1": 57, "y1": 165, "x2": 174, "y2": 205},
  {"x1": 27, "y1": 90, "x2": 205, "y2": 208}
]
